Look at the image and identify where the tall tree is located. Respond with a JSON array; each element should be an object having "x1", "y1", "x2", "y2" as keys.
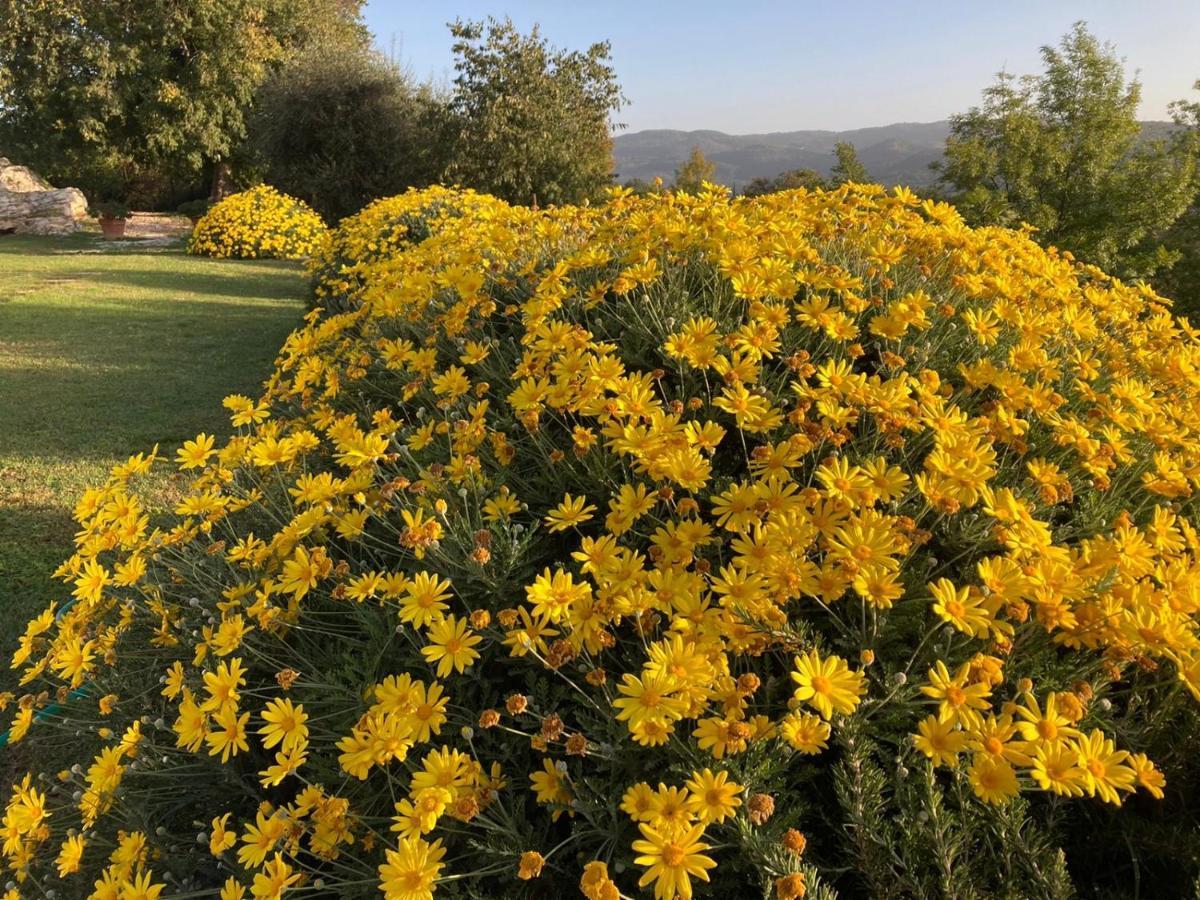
[
  {"x1": 1156, "y1": 81, "x2": 1200, "y2": 312},
  {"x1": 0, "y1": 0, "x2": 366, "y2": 204},
  {"x1": 830, "y1": 141, "x2": 869, "y2": 185},
  {"x1": 673, "y1": 146, "x2": 717, "y2": 193},
  {"x1": 936, "y1": 22, "x2": 1199, "y2": 279},
  {"x1": 446, "y1": 17, "x2": 624, "y2": 206},
  {"x1": 249, "y1": 45, "x2": 448, "y2": 221}
]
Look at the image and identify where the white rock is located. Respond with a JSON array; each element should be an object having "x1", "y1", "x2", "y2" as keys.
[
  {"x1": 0, "y1": 157, "x2": 88, "y2": 235},
  {"x1": 0, "y1": 158, "x2": 52, "y2": 192}
]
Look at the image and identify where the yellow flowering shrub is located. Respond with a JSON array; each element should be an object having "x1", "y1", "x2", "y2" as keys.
[
  {"x1": 189, "y1": 185, "x2": 328, "y2": 260},
  {"x1": 309, "y1": 185, "x2": 501, "y2": 313},
  {"x1": 7, "y1": 182, "x2": 1200, "y2": 897}
]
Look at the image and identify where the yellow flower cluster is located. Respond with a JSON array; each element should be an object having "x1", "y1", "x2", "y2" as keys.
[
  {"x1": 309, "y1": 185, "x2": 500, "y2": 312},
  {"x1": 188, "y1": 185, "x2": 328, "y2": 260},
  {"x1": 6, "y1": 181, "x2": 1200, "y2": 897}
]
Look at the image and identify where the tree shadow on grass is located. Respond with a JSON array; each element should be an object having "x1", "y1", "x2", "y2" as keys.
[
  {"x1": 0, "y1": 251, "x2": 303, "y2": 303},
  {"x1": 2, "y1": 360, "x2": 285, "y2": 463},
  {"x1": 0, "y1": 519, "x2": 104, "y2": 785},
  {"x1": 86, "y1": 258, "x2": 305, "y2": 301},
  {"x1": 0, "y1": 499, "x2": 76, "y2": 670},
  {"x1": 1, "y1": 287, "x2": 301, "y2": 344},
  {"x1": 0, "y1": 233, "x2": 98, "y2": 256},
  {"x1": 1, "y1": 292, "x2": 303, "y2": 456}
]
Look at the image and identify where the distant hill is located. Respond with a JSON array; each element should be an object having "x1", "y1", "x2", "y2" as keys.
[{"x1": 612, "y1": 120, "x2": 1179, "y2": 190}]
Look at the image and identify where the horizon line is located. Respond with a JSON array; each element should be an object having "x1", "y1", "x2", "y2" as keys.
[{"x1": 613, "y1": 116, "x2": 1177, "y2": 137}]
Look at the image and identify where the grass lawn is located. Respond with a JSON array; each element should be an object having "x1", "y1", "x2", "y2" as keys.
[{"x1": 0, "y1": 232, "x2": 306, "y2": 690}]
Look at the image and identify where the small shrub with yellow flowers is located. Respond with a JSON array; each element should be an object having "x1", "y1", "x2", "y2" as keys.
[
  {"x1": 188, "y1": 185, "x2": 328, "y2": 261},
  {"x1": 308, "y1": 185, "x2": 502, "y2": 314},
  {"x1": 8, "y1": 181, "x2": 1200, "y2": 898}
]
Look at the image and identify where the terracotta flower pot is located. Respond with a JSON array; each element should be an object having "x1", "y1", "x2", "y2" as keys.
[{"x1": 100, "y1": 216, "x2": 127, "y2": 239}]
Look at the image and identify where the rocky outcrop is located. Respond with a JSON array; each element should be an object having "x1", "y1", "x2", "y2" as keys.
[{"x1": 0, "y1": 158, "x2": 88, "y2": 235}]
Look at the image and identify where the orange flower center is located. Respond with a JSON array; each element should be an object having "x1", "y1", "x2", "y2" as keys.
[{"x1": 662, "y1": 844, "x2": 686, "y2": 867}]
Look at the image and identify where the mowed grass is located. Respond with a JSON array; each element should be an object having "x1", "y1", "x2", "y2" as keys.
[{"x1": 0, "y1": 233, "x2": 306, "y2": 689}]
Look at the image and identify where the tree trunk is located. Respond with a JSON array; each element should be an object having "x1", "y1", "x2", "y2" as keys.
[{"x1": 210, "y1": 161, "x2": 234, "y2": 202}]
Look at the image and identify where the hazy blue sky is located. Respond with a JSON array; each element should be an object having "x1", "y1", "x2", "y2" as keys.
[{"x1": 362, "y1": 0, "x2": 1200, "y2": 133}]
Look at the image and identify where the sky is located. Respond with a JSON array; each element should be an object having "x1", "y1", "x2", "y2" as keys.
[{"x1": 362, "y1": 0, "x2": 1200, "y2": 134}]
